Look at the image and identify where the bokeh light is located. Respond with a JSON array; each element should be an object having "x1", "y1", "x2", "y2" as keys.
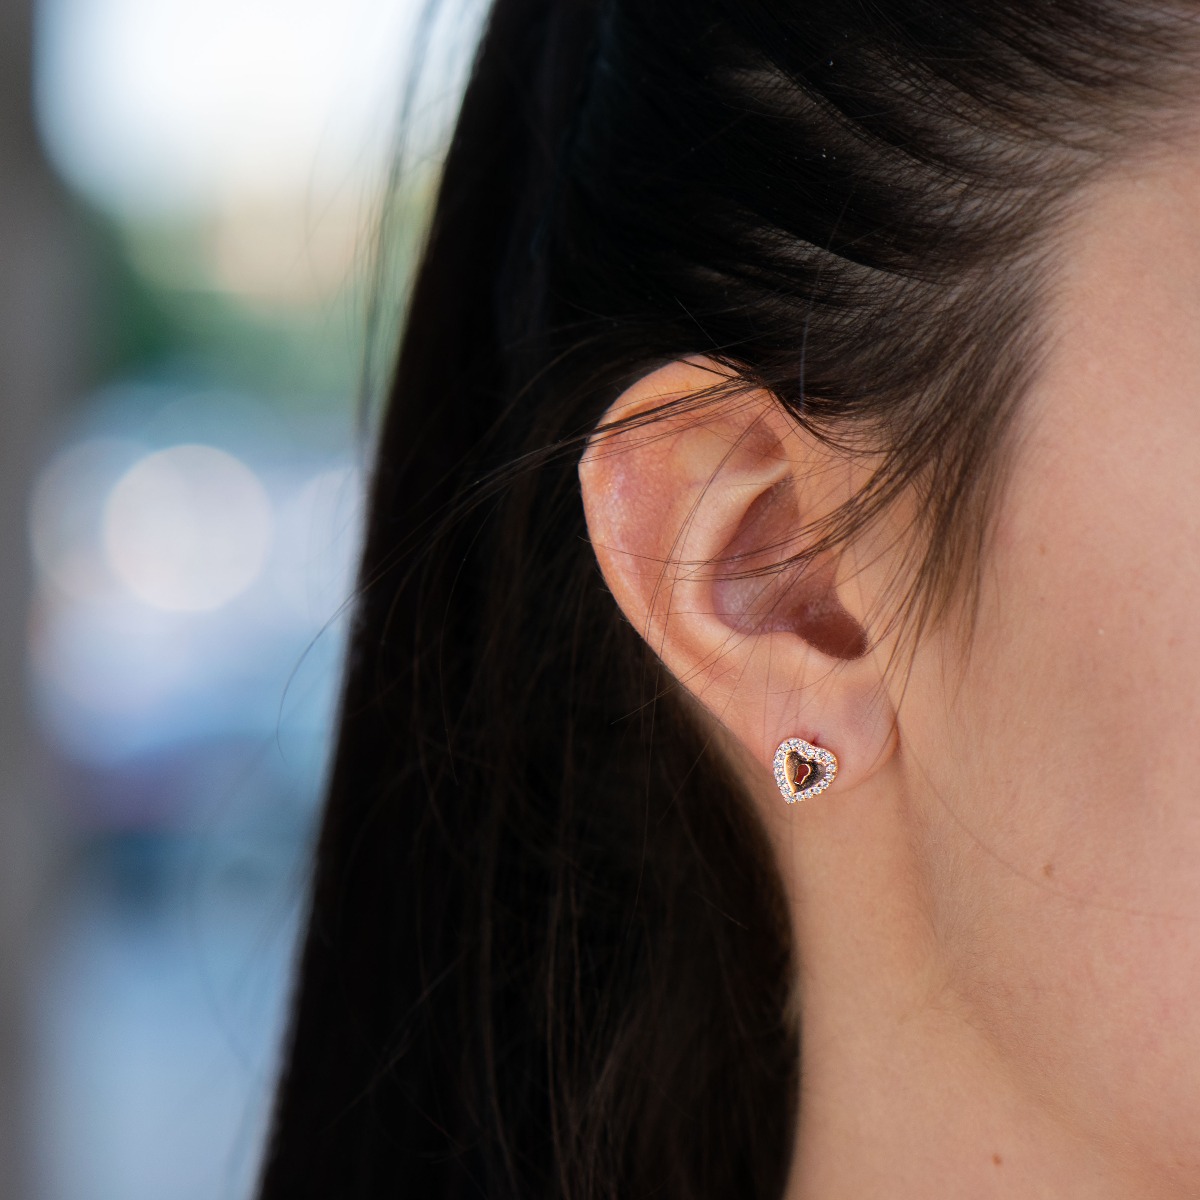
[
  {"x1": 103, "y1": 445, "x2": 273, "y2": 612},
  {"x1": 35, "y1": 0, "x2": 418, "y2": 215},
  {"x1": 30, "y1": 437, "x2": 145, "y2": 601},
  {"x1": 21, "y1": 1, "x2": 484, "y2": 1197}
]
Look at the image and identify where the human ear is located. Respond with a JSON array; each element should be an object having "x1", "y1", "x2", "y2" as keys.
[{"x1": 578, "y1": 358, "x2": 896, "y2": 798}]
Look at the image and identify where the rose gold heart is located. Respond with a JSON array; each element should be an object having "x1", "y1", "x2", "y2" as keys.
[
  {"x1": 785, "y1": 752, "x2": 813, "y2": 793},
  {"x1": 772, "y1": 737, "x2": 838, "y2": 803}
]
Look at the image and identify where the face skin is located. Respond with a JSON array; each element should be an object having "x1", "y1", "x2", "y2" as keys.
[
  {"x1": 868, "y1": 152, "x2": 1200, "y2": 1190},
  {"x1": 581, "y1": 144, "x2": 1200, "y2": 1197}
]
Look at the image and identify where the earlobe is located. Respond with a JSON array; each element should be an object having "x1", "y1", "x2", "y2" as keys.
[{"x1": 578, "y1": 357, "x2": 897, "y2": 800}]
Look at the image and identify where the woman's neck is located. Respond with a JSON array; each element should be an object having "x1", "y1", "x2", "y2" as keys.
[{"x1": 759, "y1": 768, "x2": 1188, "y2": 1199}]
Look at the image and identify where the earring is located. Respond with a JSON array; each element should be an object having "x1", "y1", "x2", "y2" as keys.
[{"x1": 773, "y1": 737, "x2": 837, "y2": 803}]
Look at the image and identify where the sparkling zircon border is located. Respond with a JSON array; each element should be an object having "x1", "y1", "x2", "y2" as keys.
[{"x1": 772, "y1": 737, "x2": 838, "y2": 804}]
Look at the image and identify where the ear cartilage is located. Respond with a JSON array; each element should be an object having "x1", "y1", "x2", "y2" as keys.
[{"x1": 772, "y1": 737, "x2": 838, "y2": 803}]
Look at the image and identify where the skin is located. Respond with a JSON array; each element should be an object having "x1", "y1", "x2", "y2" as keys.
[{"x1": 579, "y1": 146, "x2": 1200, "y2": 1196}]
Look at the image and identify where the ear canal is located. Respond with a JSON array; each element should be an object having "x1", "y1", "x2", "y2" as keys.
[{"x1": 711, "y1": 479, "x2": 868, "y2": 660}]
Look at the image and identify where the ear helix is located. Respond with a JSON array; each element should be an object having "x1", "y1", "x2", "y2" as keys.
[{"x1": 773, "y1": 737, "x2": 838, "y2": 803}]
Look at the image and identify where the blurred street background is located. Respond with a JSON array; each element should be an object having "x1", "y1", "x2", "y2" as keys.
[{"x1": 1, "y1": 1, "x2": 478, "y2": 1196}]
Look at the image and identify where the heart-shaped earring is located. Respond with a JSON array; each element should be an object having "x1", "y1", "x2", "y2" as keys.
[{"x1": 772, "y1": 737, "x2": 837, "y2": 803}]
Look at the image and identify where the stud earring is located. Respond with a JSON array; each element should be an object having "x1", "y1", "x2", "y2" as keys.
[{"x1": 772, "y1": 737, "x2": 837, "y2": 803}]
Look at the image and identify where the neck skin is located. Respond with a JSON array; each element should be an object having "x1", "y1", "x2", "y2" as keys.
[{"x1": 753, "y1": 765, "x2": 1168, "y2": 1200}]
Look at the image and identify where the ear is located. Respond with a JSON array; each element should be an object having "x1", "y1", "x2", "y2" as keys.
[{"x1": 578, "y1": 357, "x2": 897, "y2": 799}]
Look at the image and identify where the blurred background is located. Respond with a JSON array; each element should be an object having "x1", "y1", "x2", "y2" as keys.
[{"x1": 1, "y1": 1, "x2": 480, "y2": 1196}]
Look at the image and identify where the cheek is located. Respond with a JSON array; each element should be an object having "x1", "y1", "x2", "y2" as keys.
[
  {"x1": 977, "y1": 378, "x2": 1200, "y2": 903},
  {"x1": 897, "y1": 374, "x2": 1200, "y2": 1154},
  {"x1": 941, "y1": 161, "x2": 1200, "y2": 912}
]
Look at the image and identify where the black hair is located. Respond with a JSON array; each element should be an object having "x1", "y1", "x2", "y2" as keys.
[{"x1": 256, "y1": 3, "x2": 1197, "y2": 1197}]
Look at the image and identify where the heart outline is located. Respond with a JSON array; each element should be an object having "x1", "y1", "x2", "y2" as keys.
[{"x1": 772, "y1": 737, "x2": 838, "y2": 803}]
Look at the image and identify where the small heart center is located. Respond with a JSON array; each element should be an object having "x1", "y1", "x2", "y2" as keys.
[{"x1": 785, "y1": 750, "x2": 815, "y2": 794}]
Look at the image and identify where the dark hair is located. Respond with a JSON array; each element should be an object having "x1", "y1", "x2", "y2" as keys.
[{"x1": 257, "y1": 3, "x2": 1197, "y2": 1197}]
